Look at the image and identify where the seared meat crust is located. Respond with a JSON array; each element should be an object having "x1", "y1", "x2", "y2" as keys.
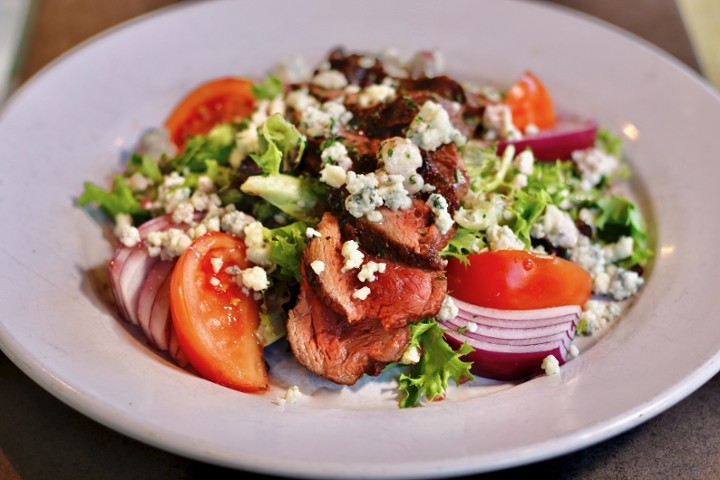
[{"x1": 304, "y1": 213, "x2": 447, "y2": 330}]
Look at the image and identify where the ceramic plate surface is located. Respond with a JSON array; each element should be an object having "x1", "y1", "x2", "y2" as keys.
[{"x1": 1, "y1": 0, "x2": 719, "y2": 478}]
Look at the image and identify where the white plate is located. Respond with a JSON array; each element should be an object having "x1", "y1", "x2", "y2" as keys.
[{"x1": 1, "y1": 0, "x2": 719, "y2": 478}]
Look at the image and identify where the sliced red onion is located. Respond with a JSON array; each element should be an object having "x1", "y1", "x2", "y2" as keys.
[
  {"x1": 107, "y1": 213, "x2": 200, "y2": 363},
  {"x1": 439, "y1": 295, "x2": 580, "y2": 381},
  {"x1": 110, "y1": 247, "x2": 160, "y2": 326},
  {"x1": 497, "y1": 117, "x2": 597, "y2": 161},
  {"x1": 137, "y1": 259, "x2": 175, "y2": 349}
]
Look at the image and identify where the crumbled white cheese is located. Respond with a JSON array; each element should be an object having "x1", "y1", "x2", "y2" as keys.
[
  {"x1": 358, "y1": 83, "x2": 396, "y2": 107},
  {"x1": 275, "y1": 385, "x2": 303, "y2": 407},
  {"x1": 486, "y1": 224, "x2": 525, "y2": 251},
  {"x1": 243, "y1": 221, "x2": 271, "y2": 267},
  {"x1": 286, "y1": 87, "x2": 319, "y2": 112},
  {"x1": 239, "y1": 266, "x2": 269, "y2": 292},
  {"x1": 210, "y1": 257, "x2": 224, "y2": 274},
  {"x1": 426, "y1": 193, "x2": 454, "y2": 234},
  {"x1": 311, "y1": 69, "x2": 348, "y2": 89},
  {"x1": 320, "y1": 164, "x2": 348, "y2": 188},
  {"x1": 603, "y1": 236, "x2": 634, "y2": 263},
  {"x1": 511, "y1": 173, "x2": 528, "y2": 189},
  {"x1": 513, "y1": 149, "x2": 535, "y2": 175},
  {"x1": 341, "y1": 240, "x2": 364, "y2": 272},
  {"x1": 305, "y1": 227, "x2": 321, "y2": 239},
  {"x1": 400, "y1": 345, "x2": 421, "y2": 365},
  {"x1": 320, "y1": 140, "x2": 353, "y2": 171},
  {"x1": 234, "y1": 126, "x2": 259, "y2": 165},
  {"x1": 377, "y1": 172, "x2": 412, "y2": 211},
  {"x1": 300, "y1": 101, "x2": 352, "y2": 138},
  {"x1": 221, "y1": 210, "x2": 255, "y2": 237},
  {"x1": 272, "y1": 57, "x2": 311, "y2": 84},
  {"x1": 310, "y1": 260, "x2": 326, "y2": 275},
  {"x1": 483, "y1": 103, "x2": 521, "y2": 141},
  {"x1": 209, "y1": 277, "x2": 221, "y2": 287},
  {"x1": 145, "y1": 228, "x2": 193, "y2": 260},
  {"x1": 569, "y1": 344, "x2": 580, "y2": 358},
  {"x1": 352, "y1": 286, "x2": 371, "y2": 300},
  {"x1": 113, "y1": 213, "x2": 141, "y2": 248},
  {"x1": 378, "y1": 137, "x2": 424, "y2": 194},
  {"x1": 344, "y1": 172, "x2": 383, "y2": 220},
  {"x1": 571, "y1": 147, "x2": 620, "y2": 190},
  {"x1": 357, "y1": 261, "x2": 386, "y2": 283},
  {"x1": 127, "y1": 172, "x2": 153, "y2": 192},
  {"x1": 532, "y1": 204, "x2": 580, "y2": 249},
  {"x1": 407, "y1": 100, "x2": 466, "y2": 151},
  {"x1": 172, "y1": 201, "x2": 195, "y2": 225},
  {"x1": 437, "y1": 296, "x2": 458, "y2": 321},
  {"x1": 607, "y1": 265, "x2": 644, "y2": 301},
  {"x1": 161, "y1": 186, "x2": 191, "y2": 215},
  {"x1": 579, "y1": 299, "x2": 622, "y2": 334},
  {"x1": 541, "y1": 355, "x2": 561, "y2": 375}
]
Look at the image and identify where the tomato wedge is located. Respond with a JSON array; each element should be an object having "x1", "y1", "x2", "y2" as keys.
[
  {"x1": 446, "y1": 250, "x2": 591, "y2": 310},
  {"x1": 170, "y1": 232, "x2": 267, "y2": 392},
  {"x1": 165, "y1": 78, "x2": 255, "y2": 149},
  {"x1": 504, "y1": 71, "x2": 556, "y2": 131}
]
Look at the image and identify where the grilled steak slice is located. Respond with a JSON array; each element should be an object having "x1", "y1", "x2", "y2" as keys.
[
  {"x1": 421, "y1": 143, "x2": 469, "y2": 212},
  {"x1": 286, "y1": 279, "x2": 410, "y2": 385},
  {"x1": 341, "y1": 198, "x2": 453, "y2": 270},
  {"x1": 327, "y1": 47, "x2": 388, "y2": 87},
  {"x1": 305, "y1": 213, "x2": 447, "y2": 329},
  {"x1": 398, "y1": 76, "x2": 467, "y2": 104}
]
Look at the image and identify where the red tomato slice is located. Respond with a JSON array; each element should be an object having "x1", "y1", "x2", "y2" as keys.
[
  {"x1": 165, "y1": 78, "x2": 255, "y2": 150},
  {"x1": 170, "y1": 232, "x2": 267, "y2": 392},
  {"x1": 446, "y1": 250, "x2": 591, "y2": 310},
  {"x1": 504, "y1": 71, "x2": 556, "y2": 131}
]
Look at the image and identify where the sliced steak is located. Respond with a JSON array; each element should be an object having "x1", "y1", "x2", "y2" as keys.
[
  {"x1": 305, "y1": 213, "x2": 447, "y2": 329},
  {"x1": 398, "y1": 76, "x2": 467, "y2": 104},
  {"x1": 327, "y1": 47, "x2": 388, "y2": 87},
  {"x1": 286, "y1": 279, "x2": 410, "y2": 385},
  {"x1": 421, "y1": 143, "x2": 469, "y2": 212},
  {"x1": 342, "y1": 198, "x2": 453, "y2": 270}
]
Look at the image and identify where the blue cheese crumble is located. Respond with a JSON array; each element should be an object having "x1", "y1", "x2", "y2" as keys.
[{"x1": 406, "y1": 100, "x2": 466, "y2": 151}]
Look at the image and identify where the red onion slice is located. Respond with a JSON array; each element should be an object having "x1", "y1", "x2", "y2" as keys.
[
  {"x1": 497, "y1": 117, "x2": 597, "y2": 161},
  {"x1": 137, "y1": 259, "x2": 175, "y2": 349},
  {"x1": 440, "y1": 296, "x2": 580, "y2": 381}
]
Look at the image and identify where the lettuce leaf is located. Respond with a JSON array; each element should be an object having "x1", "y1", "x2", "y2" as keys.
[
  {"x1": 398, "y1": 319, "x2": 475, "y2": 408},
  {"x1": 252, "y1": 76, "x2": 284, "y2": 100},
  {"x1": 250, "y1": 113, "x2": 306, "y2": 175},
  {"x1": 265, "y1": 221, "x2": 310, "y2": 283},
  {"x1": 77, "y1": 176, "x2": 147, "y2": 219},
  {"x1": 507, "y1": 189, "x2": 551, "y2": 247},
  {"x1": 595, "y1": 196, "x2": 653, "y2": 267},
  {"x1": 241, "y1": 174, "x2": 324, "y2": 222},
  {"x1": 169, "y1": 124, "x2": 236, "y2": 173},
  {"x1": 125, "y1": 153, "x2": 163, "y2": 184}
]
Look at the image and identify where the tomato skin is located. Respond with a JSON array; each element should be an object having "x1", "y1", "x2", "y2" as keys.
[
  {"x1": 504, "y1": 71, "x2": 556, "y2": 131},
  {"x1": 170, "y1": 232, "x2": 267, "y2": 392},
  {"x1": 446, "y1": 250, "x2": 591, "y2": 310},
  {"x1": 165, "y1": 78, "x2": 255, "y2": 149}
]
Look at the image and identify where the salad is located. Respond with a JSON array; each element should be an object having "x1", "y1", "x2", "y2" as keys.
[{"x1": 78, "y1": 48, "x2": 652, "y2": 408}]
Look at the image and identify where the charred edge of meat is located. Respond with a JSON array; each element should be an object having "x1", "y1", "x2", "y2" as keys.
[
  {"x1": 420, "y1": 143, "x2": 469, "y2": 213},
  {"x1": 340, "y1": 199, "x2": 450, "y2": 271},
  {"x1": 327, "y1": 47, "x2": 388, "y2": 87},
  {"x1": 397, "y1": 76, "x2": 467, "y2": 104},
  {"x1": 304, "y1": 212, "x2": 448, "y2": 329}
]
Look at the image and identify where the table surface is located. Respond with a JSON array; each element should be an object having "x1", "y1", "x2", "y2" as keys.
[{"x1": 2, "y1": 1, "x2": 719, "y2": 479}]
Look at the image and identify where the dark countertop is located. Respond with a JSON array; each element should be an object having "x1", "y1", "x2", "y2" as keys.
[{"x1": 2, "y1": 1, "x2": 718, "y2": 479}]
